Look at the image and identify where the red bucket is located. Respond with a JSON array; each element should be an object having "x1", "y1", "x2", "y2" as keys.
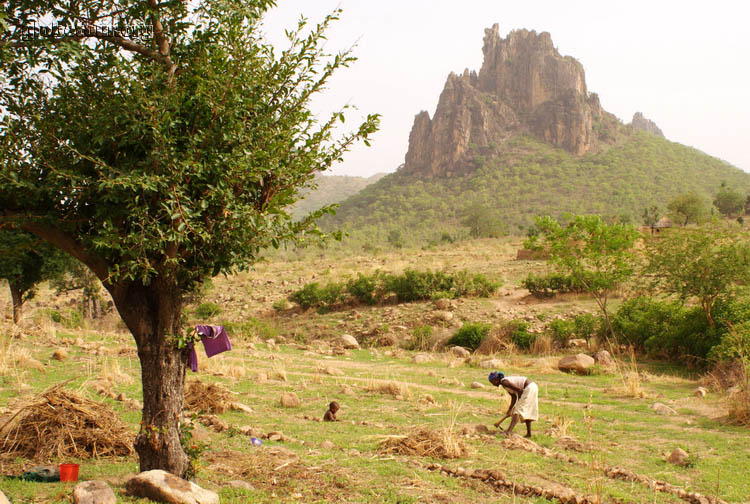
[{"x1": 59, "y1": 463, "x2": 79, "y2": 482}]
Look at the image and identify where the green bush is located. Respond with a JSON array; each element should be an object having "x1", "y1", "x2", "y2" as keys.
[
  {"x1": 574, "y1": 313, "x2": 600, "y2": 342},
  {"x1": 610, "y1": 297, "x2": 686, "y2": 352},
  {"x1": 522, "y1": 273, "x2": 588, "y2": 298},
  {"x1": 222, "y1": 318, "x2": 279, "y2": 340},
  {"x1": 446, "y1": 322, "x2": 491, "y2": 351},
  {"x1": 346, "y1": 273, "x2": 381, "y2": 305},
  {"x1": 385, "y1": 269, "x2": 453, "y2": 302},
  {"x1": 548, "y1": 318, "x2": 575, "y2": 345},
  {"x1": 193, "y1": 302, "x2": 222, "y2": 319},
  {"x1": 289, "y1": 282, "x2": 325, "y2": 310},
  {"x1": 404, "y1": 325, "x2": 435, "y2": 351},
  {"x1": 49, "y1": 310, "x2": 62, "y2": 323},
  {"x1": 510, "y1": 320, "x2": 536, "y2": 350}
]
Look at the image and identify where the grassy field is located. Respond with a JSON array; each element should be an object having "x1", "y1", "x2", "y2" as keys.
[{"x1": 1, "y1": 238, "x2": 747, "y2": 503}]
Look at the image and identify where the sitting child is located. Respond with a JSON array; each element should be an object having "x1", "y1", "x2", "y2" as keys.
[{"x1": 323, "y1": 401, "x2": 340, "y2": 422}]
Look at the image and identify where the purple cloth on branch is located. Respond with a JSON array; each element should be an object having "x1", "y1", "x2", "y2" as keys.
[
  {"x1": 195, "y1": 324, "x2": 232, "y2": 357},
  {"x1": 187, "y1": 343, "x2": 198, "y2": 372}
]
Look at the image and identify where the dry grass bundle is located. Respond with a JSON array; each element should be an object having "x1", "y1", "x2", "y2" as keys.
[
  {"x1": 0, "y1": 385, "x2": 134, "y2": 460},
  {"x1": 184, "y1": 380, "x2": 234, "y2": 413},
  {"x1": 366, "y1": 380, "x2": 411, "y2": 399},
  {"x1": 378, "y1": 427, "x2": 466, "y2": 459},
  {"x1": 475, "y1": 331, "x2": 511, "y2": 355}
]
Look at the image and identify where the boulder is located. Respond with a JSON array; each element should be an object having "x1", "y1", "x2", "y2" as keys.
[
  {"x1": 0, "y1": 490, "x2": 10, "y2": 504},
  {"x1": 668, "y1": 447, "x2": 689, "y2": 466},
  {"x1": 592, "y1": 350, "x2": 614, "y2": 367},
  {"x1": 280, "y1": 392, "x2": 301, "y2": 408},
  {"x1": 433, "y1": 298, "x2": 451, "y2": 310},
  {"x1": 52, "y1": 348, "x2": 69, "y2": 361},
  {"x1": 227, "y1": 480, "x2": 254, "y2": 491},
  {"x1": 434, "y1": 311, "x2": 454, "y2": 322},
  {"x1": 479, "y1": 358, "x2": 504, "y2": 369},
  {"x1": 412, "y1": 354, "x2": 432, "y2": 364},
  {"x1": 558, "y1": 354, "x2": 595, "y2": 374},
  {"x1": 652, "y1": 402, "x2": 677, "y2": 415},
  {"x1": 450, "y1": 346, "x2": 471, "y2": 359},
  {"x1": 693, "y1": 387, "x2": 707, "y2": 398},
  {"x1": 470, "y1": 382, "x2": 485, "y2": 389},
  {"x1": 73, "y1": 480, "x2": 117, "y2": 504},
  {"x1": 125, "y1": 470, "x2": 219, "y2": 504},
  {"x1": 338, "y1": 334, "x2": 360, "y2": 349}
]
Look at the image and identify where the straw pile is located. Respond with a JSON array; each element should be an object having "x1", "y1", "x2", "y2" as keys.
[
  {"x1": 184, "y1": 380, "x2": 233, "y2": 413},
  {"x1": 0, "y1": 385, "x2": 134, "y2": 460},
  {"x1": 379, "y1": 427, "x2": 467, "y2": 459}
]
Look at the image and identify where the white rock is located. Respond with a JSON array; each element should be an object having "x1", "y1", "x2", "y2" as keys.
[
  {"x1": 125, "y1": 470, "x2": 219, "y2": 504},
  {"x1": 558, "y1": 354, "x2": 595, "y2": 374},
  {"x1": 592, "y1": 350, "x2": 614, "y2": 367},
  {"x1": 435, "y1": 311, "x2": 454, "y2": 322},
  {"x1": 231, "y1": 402, "x2": 253, "y2": 414},
  {"x1": 470, "y1": 382, "x2": 485, "y2": 389},
  {"x1": 0, "y1": 490, "x2": 11, "y2": 504},
  {"x1": 227, "y1": 480, "x2": 254, "y2": 490},
  {"x1": 338, "y1": 334, "x2": 360, "y2": 349},
  {"x1": 449, "y1": 346, "x2": 471, "y2": 359},
  {"x1": 693, "y1": 387, "x2": 707, "y2": 398},
  {"x1": 479, "y1": 359, "x2": 504, "y2": 369},
  {"x1": 412, "y1": 354, "x2": 432, "y2": 364},
  {"x1": 652, "y1": 402, "x2": 678, "y2": 415},
  {"x1": 73, "y1": 480, "x2": 117, "y2": 504},
  {"x1": 567, "y1": 338, "x2": 588, "y2": 348}
]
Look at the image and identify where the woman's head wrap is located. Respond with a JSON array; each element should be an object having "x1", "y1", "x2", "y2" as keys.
[{"x1": 488, "y1": 371, "x2": 504, "y2": 384}]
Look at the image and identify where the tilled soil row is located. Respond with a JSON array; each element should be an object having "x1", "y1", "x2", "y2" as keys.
[
  {"x1": 501, "y1": 436, "x2": 727, "y2": 504},
  {"x1": 421, "y1": 463, "x2": 601, "y2": 504}
]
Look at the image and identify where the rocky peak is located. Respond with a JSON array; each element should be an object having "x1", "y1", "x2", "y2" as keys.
[
  {"x1": 401, "y1": 25, "x2": 615, "y2": 177},
  {"x1": 630, "y1": 112, "x2": 664, "y2": 137}
]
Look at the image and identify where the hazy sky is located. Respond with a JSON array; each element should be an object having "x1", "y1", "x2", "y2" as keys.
[{"x1": 261, "y1": 1, "x2": 750, "y2": 177}]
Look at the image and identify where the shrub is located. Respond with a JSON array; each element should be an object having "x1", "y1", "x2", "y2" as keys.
[
  {"x1": 509, "y1": 320, "x2": 536, "y2": 350},
  {"x1": 386, "y1": 269, "x2": 453, "y2": 302},
  {"x1": 447, "y1": 322, "x2": 491, "y2": 351},
  {"x1": 49, "y1": 310, "x2": 62, "y2": 323},
  {"x1": 573, "y1": 313, "x2": 599, "y2": 342},
  {"x1": 404, "y1": 325, "x2": 435, "y2": 351},
  {"x1": 548, "y1": 318, "x2": 575, "y2": 345},
  {"x1": 610, "y1": 297, "x2": 685, "y2": 351},
  {"x1": 522, "y1": 273, "x2": 588, "y2": 298},
  {"x1": 194, "y1": 302, "x2": 222, "y2": 319},
  {"x1": 346, "y1": 273, "x2": 381, "y2": 305},
  {"x1": 289, "y1": 282, "x2": 325, "y2": 310}
]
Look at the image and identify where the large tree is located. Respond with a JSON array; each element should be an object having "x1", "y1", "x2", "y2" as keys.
[
  {"x1": 0, "y1": 229, "x2": 70, "y2": 323},
  {"x1": 0, "y1": 0, "x2": 378, "y2": 476}
]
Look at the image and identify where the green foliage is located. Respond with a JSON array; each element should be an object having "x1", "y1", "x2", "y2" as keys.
[
  {"x1": 548, "y1": 318, "x2": 575, "y2": 345},
  {"x1": 180, "y1": 414, "x2": 207, "y2": 481},
  {"x1": 193, "y1": 302, "x2": 222, "y2": 319},
  {"x1": 714, "y1": 183, "x2": 745, "y2": 217},
  {"x1": 548, "y1": 314, "x2": 600, "y2": 345},
  {"x1": 461, "y1": 203, "x2": 505, "y2": 238},
  {"x1": 573, "y1": 313, "x2": 599, "y2": 342},
  {"x1": 222, "y1": 318, "x2": 279, "y2": 341},
  {"x1": 708, "y1": 321, "x2": 750, "y2": 365},
  {"x1": 289, "y1": 269, "x2": 499, "y2": 310},
  {"x1": 642, "y1": 205, "x2": 661, "y2": 227},
  {"x1": 643, "y1": 225, "x2": 750, "y2": 327},
  {"x1": 446, "y1": 322, "x2": 491, "y2": 351},
  {"x1": 522, "y1": 273, "x2": 588, "y2": 298},
  {"x1": 404, "y1": 325, "x2": 435, "y2": 351},
  {"x1": 667, "y1": 192, "x2": 709, "y2": 226},
  {"x1": 49, "y1": 310, "x2": 62, "y2": 324},
  {"x1": 611, "y1": 297, "x2": 687, "y2": 351},
  {"x1": 526, "y1": 214, "x2": 639, "y2": 339},
  {"x1": 509, "y1": 320, "x2": 536, "y2": 350}
]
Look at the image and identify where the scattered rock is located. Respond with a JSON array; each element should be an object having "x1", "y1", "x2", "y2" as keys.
[
  {"x1": 341, "y1": 385, "x2": 356, "y2": 396},
  {"x1": 668, "y1": 447, "x2": 689, "y2": 466},
  {"x1": 321, "y1": 366, "x2": 344, "y2": 376},
  {"x1": 470, "y1": 382, "x2": 484, "y2": 389},
  {"x1": 567, "y1": 338, "x2": 588, "y2": 348},
  {"x1": 338, "y1": 334, "x2": 360, "y2": 349},
  {"x1": 652, "y1": 403, "x2": 678, "y2": 416},
  {"x1": 231, "y1": 402, "x2": 253, "y2": 414},
  {"x1": 434, "y1": 311, "x2": 454, "y2": 322},
  {"x1": 475, "y1": 424, "x2": 490, "y2": 435},
  {"x1": 592, "y1": 350, "x2": 614, "y2": 367},
  {"x1": 375, "y1": 334, "x2": 397, "y2": 347},
  {"x1": 115, "y1": 393, "x2": 127, "y2": 402},
  {"x1": 280, "y1": 392, "x2": 301, "y2": 408},
  {"x1": 52, "y1": 348, "x2": 69, "y2": 361},
  {"x1": 693, "y1": 387, "x2": 707, "y2": 398},
  {"x1": 126, "y1": 470, "x2": 219, "y2": 504},
  {"x1": 449, "y1": 346, "x2": 471, "y2": 359},
  {"x1": 227, "y1": 480, "x2": 254, "y2": 491},
  {"x1": 412, "y1": 354, "x2": 432, "y2": 364},
  {"x1": 73, "y1": 480, "x2": 117, "y2": 504},
  {"x1": 479, "y1": 358, "x2": 504, "y2": 369},
  {"x1": 433, "y1": 298, "x2": 451, "y2": 310},
  {"x1": 320, "y1": 440, "x2": 335, "y2": 450},
  {"x1": 558, "y1": 354, "x2": 595, "y2": 374}
]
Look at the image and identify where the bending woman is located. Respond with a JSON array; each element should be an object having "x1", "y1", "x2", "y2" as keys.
[{"x1": 488, "y1": 371, "x2": 538, "y2": 438}]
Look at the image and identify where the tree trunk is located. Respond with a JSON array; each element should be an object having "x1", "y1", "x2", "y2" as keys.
[
  {"x1": 108, "y1": 279, "x2": 189, "y2": 477},
  {"x1": 9, "y1": 282, "x2": 24, "y2": 324}
]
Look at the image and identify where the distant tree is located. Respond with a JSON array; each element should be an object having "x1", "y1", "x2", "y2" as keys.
[
  {"x1": 525, "y1": 214, "x2": 639, "y2": 340},
  {"x1": 0, "y1": 1, "x2": 378, "y2": 476},
  {"x1": 642, "y1": 205, "x2": 661, "y2": 227},
  {"x1": 51, "y1": 263, "x2": 106, "y2": 319},
  {"x1": 643, "y1": 226, "x2": 750, "y2": 327},
  {"x1": 0, "y1": 230, "x2": 70, "y2": 323},
  {"x1": 387, "y1": 229, "x2": 404, "y2": 249},
  {"x1": 462, "y1": 203, "x2": 504, "y2": 238},
  {"x1": 667, "y1": 192, "x2": 708, "y2": 226},
  {"x1": 714, "y1": 182, "x2": 745, "y2": 218}
]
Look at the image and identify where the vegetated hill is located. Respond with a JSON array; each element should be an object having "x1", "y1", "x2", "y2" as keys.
[
  {"x1": 324, "y1": 131, "x2": 750, "y2": 247},
  {"x1": 289, "y1": 173, "x2": 386, "y2": 219}
]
